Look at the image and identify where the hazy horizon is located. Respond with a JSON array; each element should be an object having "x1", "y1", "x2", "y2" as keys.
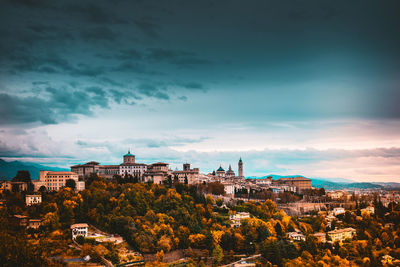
[{"x1": 1, "y1": 0, "x2": 400, "y2": 182}]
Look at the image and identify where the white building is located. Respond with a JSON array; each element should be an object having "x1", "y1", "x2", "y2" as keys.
[
  {"x1": 255, "y1": 177, "x2": 272, "y2": 186},
  {"x1": 287, "y1": 231, "x2": 306, "y2": 241},
  {"x1": 33, "y1": 171, "x2": 85, "y2": 192},
  {"x1": 71, "y1": 223, "x2": 89, "y2": 239},
  {"x1": 333, "y1": 207, "x2": 346, "y2": 216},
  {"x1": 224, "y1": 183, "x2": 236, "y2": 196},
  {"x1": 26, "y1": 195, "x2": 42, "y2": 206},
  {"x1": 230, "y1": 212, "x2": 250, "y2": 227},
  {"x1": 119, "y1": 151, "x2": 148, "y2": 179}
]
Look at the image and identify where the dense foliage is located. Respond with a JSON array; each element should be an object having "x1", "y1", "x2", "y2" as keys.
[{"x1": 1, "y1": 176, "x2": 400, "y2": 266}]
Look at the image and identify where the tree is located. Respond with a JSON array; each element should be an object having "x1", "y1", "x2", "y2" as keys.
[
  {"x1": 65, "y1": 179, "x2": 76, "y2": 190},
  {"x1": 207, "y1": 182, "x2": 225, "y2": 195},
  {"x1": 275, "y1": 222, "x2": 283, "y2": 237},
  {"x1": 184, "y1": 175, "x2": 188, "y2": 184},
  {"x1": 12, "y1": 170, "x2": 31, "y2": 183},
  {"x1": 156, "y1": 250, "x2": 164, "y2": 262},
  {"x1": 0, "y1": 231, "x2": 50, "y2": 267},
  {"x1": 212, "y1": 244, "x2": 223, "y2": 265},
  {"x1": 39, "y1": 185, "x2": 47, "y2": 192},
  {"x1": 261, "y1": 240, "x2": 282, "y2": 265}
]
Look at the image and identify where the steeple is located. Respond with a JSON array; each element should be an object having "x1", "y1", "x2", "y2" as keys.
[
  {"x1": 123, "y1": 150, "x2": 135, "y2": 164},
  {"x1": 238, "y1": 157, "x2": 243, "y2": 178}
]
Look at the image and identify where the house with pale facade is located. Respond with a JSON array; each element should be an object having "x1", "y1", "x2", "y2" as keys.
[
  {"x1": 328, "y1": 227, "x2": 356, "y2": 242},
  {"x1": 230, "y1": 212, "x2": 250, "y2": 227},
  {"x1": 33, "y1": 171, "x2": 85, "y2": 192},
  {"x1": 333, "y1": 207, "x2": 346, "y2": 216},
  {"x1": 287, "y1": 231, "x2": 306, "y2": 241},
  {"x1": 71, "y1": 223, "x2": 89, "y2": 239},
  {"x1": 26, "y1": 195, "x2": 42, "y2": 206}
]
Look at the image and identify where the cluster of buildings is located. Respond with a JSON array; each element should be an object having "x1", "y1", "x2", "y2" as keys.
[
  {"x1": 0, "y1": 150, "x2": 314, "y2": 197},
  {"x1": 244, "y1": 176, "x2": 312, "y2": 195},
  {"x1": 71, "y1": 151, "x2": 201, "y2": 185},
  {"x1": 287, "y1": 227, "x2": 356, "y2": 244}
]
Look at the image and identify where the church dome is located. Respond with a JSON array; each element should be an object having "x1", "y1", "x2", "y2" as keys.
[
  {"x1": 217, "y1": 166, "x2": 225, "y2": 172},
  {"x1": 124, "y1": 150, "x2": 134, "y2": 157}
]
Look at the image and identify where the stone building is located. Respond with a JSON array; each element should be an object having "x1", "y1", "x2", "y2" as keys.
[
  {"x1": 172, "y1": 163, "x2": 200, "y2": 184},
  {"x1": 272, "y1": 176, "x2": 312, "y2": 193},
  {"x1": 216, "y1": 165, "x2": 225, "y2": 177},
  {"x1": 143, "y1": 162, "x2": 169, "y2": 184},
  {"x1": 226, "y1": 165, "x2": 235, "y2": 177},
  {"x1": 238, "y1": 157, "x2": 243, "y2": 178},
  {"x1": 33, "y1": 171, "x2": 85, "y2": 192},
  {"x1": 71, "y1": 151, "x2": 147, "y2": 180},
  {"x1": 2, "y1": 181, "x2": 29, "y2": 192}
]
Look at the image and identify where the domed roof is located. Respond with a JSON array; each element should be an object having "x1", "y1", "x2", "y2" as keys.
[
  {"x1": 217, "y1": 165, "x2": 225, "y2": 172},
  {"x1": 124, "y1": 150, "x2": 134, "y2": 157},
  {"x1": 239, "y1": 157, "x2": 243, "y2": 163}
]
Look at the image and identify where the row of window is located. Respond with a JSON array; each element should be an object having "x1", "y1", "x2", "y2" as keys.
[{"x1": 47, "y1": 183, "x2": 64, "y2": 186}]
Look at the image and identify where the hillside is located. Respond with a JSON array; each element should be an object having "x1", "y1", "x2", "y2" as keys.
[
  {"x1": 0, "y1": 159, "x2": 68, "y2": 180},
  {"x1": 248, "y1": 174, "x2": 383, "y2": 190}
]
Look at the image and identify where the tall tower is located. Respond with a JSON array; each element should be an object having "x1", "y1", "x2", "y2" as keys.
[
  {"x1": 183, "y1": 163, "x2": 191, "y2": 171},
  {"x1": 238, "y1": 157, "x2": 243, "y2": 178},
  {"x1": 123, "y1": 150, "x2": 135, "y2": 164}
]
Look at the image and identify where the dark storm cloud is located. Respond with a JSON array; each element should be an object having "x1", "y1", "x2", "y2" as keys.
[
  {"x1": 7, "y1": 52, "x2": 107, "y2": 77},
  {"x1": 112, "y1": 62, "x2": 161, "y2": 75},
  {"x1": 8, "y1": 0, "x2": 53, "y2": 8},
  {"x1": 0, "y1": 87, "x2": 106, "y2": 125},
  {"x1": 137, "y1": 83, "x2": 170, "y2": 100},
  {"x1": 0, "y1": 83, "x2": 151, "y2": 125},
  {"x1": 146, "y1": 48, "x2": 212, "y2": 67},
  {"x1": 86, "y1": 86, "x2": 106, "y2": 97},
  {"x1": 79, "y1": 26, "x2": 118, "y2": 42},
  {"x1": 177, "y1": 82, "x2": 206, "y2": 91},
  {"x1": 65, "y1": 3, "x2": 128, "y2": 24},
  {"x1": 100, "y1": 78, "x2": 124, "y2": 88},
  {"x1": 1, "y1": 0, "x2": 400, "y2": 127},
  {"x1": 133, "y1": 18, "x2": 161, "y2": 38},
  {"x1": 113, "y1": 49, "x2": 143, "y2": 60}
]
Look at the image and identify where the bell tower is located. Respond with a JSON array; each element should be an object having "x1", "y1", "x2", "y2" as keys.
[
  {"x1": 238, "y1": 157, "x2": 243, "y2": 178},
  {"x1": 123, "y1": 150, "x2": 135, "y2": 164}
]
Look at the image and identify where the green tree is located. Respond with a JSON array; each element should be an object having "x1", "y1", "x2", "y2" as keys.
[
  {"x1": 261, "y1": 240, "x2": 282, "y2": 266},
  {"x1": 275, "y1": 222, "x2": 283, "y2": 237},
  {"x1": 65, "y1": 179, "x2": 76, "y2": 190},
  {"x1": 12, "y1": 170, "x2": 31, "y2": 183},
  {"x1": 212, "y1": 244, "x2": 223, "y2": 266}
]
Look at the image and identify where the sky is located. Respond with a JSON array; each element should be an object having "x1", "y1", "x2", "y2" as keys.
[{"x1": 0, "y1": 0, "x2": 400, "y2": 182}]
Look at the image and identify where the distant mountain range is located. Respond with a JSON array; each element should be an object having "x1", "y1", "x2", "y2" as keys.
[
  {"x1": 0, "y1": 159, "x2": 68, "y2": 180},
  {"x1": 248, "y1": 174, "x2": 400, "y2": 190}
]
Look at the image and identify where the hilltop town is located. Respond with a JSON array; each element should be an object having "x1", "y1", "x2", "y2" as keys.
[{"x1": 1, "y1": 151, "x2": 400, "y2": 266}]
